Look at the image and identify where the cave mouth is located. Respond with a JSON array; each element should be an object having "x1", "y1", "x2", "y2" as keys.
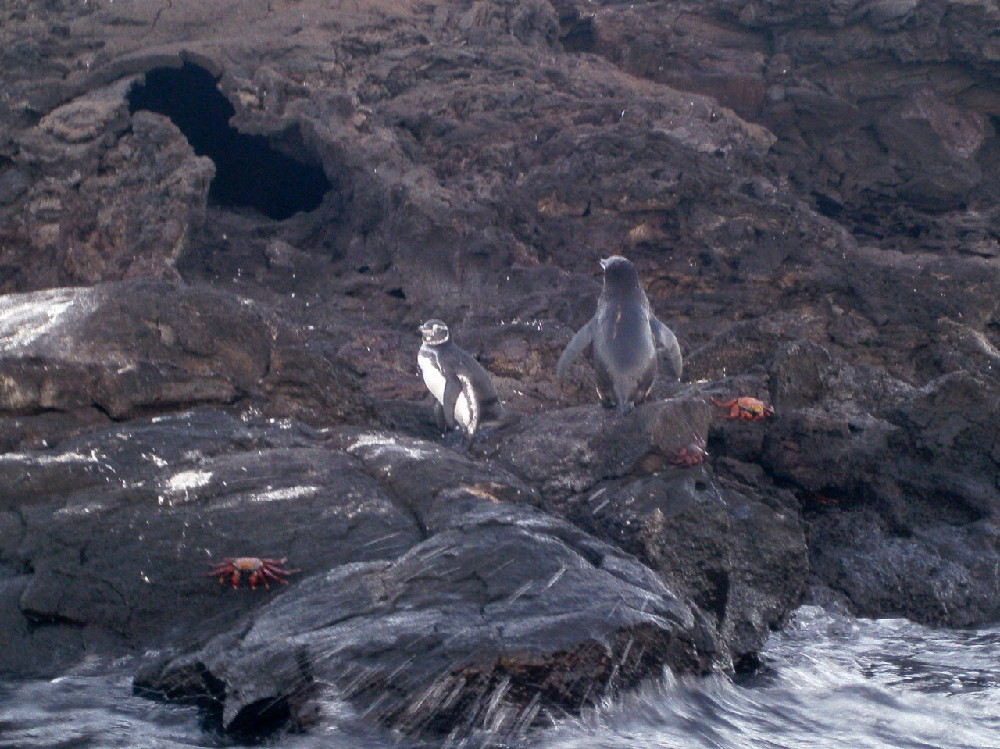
[{"x1": 128, "y1": 62, "x2": 332, "y2": 221}]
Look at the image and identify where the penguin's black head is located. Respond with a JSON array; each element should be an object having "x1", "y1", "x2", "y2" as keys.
[
  {"x1": 600, "y1": 255, "x2": 641, "y2": 290},
  {"x1": 419, "y1": 319, "x2": 450, "y2": 345}
]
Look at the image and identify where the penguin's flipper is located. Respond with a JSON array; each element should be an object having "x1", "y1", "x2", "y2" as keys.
[
  {"x1": 651, "y1": 317, "x2": 683, "y2": 380},
  {"x1": 556, "y1": 319, "x2": 595, "y2": 378},
  {"x1": 441, "y1": 378, "x2": 460, "y2": 430}
]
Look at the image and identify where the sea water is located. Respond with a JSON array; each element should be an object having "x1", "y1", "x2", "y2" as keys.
[{"x1": 1, "y1": 606, "x2": 997, "y2": 749}]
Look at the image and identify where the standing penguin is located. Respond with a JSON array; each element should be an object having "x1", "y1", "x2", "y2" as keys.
[
  {"x1": 556, "y1": 256, "x2": 682, "y2": 414},
  {"x1": 417, "y1": 319, "x2": 504, "y2": 442}
]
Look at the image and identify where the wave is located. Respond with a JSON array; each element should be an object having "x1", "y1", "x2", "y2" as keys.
[{"x1": 2, "y1": 607, "x2": 998, "y2": 749}]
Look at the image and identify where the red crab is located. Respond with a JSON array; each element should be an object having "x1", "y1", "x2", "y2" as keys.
[
  {"x1": 207, "y1": 557, "x2": 300, "y2": 590},
  {"x1": 711, "y1": 396, "x2": 774, "y2": 421},
  {"x1": 669, "y1": 438, "x2": 708, "y2": 467}
]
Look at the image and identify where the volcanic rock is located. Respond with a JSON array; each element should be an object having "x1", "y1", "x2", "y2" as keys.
[
  {"x1": 0, "y1": 0, "x2": 998, "y2": 744},
  {"x1": 136, "y1": 485, "x2": 720, "y2": 739}
]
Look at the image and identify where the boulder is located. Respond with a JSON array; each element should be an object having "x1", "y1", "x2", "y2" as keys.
[
  {"x1": 481, "y1": 396, "x2": 808, "y2": 669},
  {"x1": 764, "y1": 342, "x2": 1000, "y2": 626},
  {"x1": 809, "y1": 508, "x2": 1000, "y2": 627},
  {"x1": 1, "y1": 410, "x2": 420, "y2": 676},
  {"x1": 11, "y1": 81, "x2": 214, "y2": 290},
  {"x1": 0, "y1": 280, "x2": 372, "y2": 432},
  {"x1": 135, "y1": 448, "x2": 721, "y2": 740}
]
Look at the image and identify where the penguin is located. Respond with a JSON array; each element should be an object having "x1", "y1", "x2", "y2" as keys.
[
  {"x1": 417, "y1": 319, "x2": 504, "y2": 441},
  {"x1": 556, "y1": 255, "x2": 682, "y2": 414}
]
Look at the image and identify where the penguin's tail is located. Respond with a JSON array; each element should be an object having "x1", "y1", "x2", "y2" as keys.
[{"x1": 486, "y1": 406, "x2": 520, "y2": 430}]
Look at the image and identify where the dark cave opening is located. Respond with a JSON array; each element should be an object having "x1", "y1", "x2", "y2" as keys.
[
  {"x1": 556, "y1": 9, "x2": 595, "y2": 53},
  {"x1": 128, "y1": 62, "x2": 332, "y2": 221}
]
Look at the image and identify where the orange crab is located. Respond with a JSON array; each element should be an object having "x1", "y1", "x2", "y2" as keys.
[
  {"x1": 669, "y1": 438, "x2": 708, "y2": 467},
  {"x1": 711, "y1": 396, "x2": 774, "y2": 421},
  {"x1": 207, "y1": 557, "x2": 300, "y2": 590}
]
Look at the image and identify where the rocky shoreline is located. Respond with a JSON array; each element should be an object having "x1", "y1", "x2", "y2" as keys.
[{"x1": 1, "y1": 0, "x2": 998, "y2": 742}]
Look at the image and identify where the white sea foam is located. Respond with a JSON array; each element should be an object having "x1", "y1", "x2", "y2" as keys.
[{"x1": 0, "y1": 606, "x2": 999, "y2": 748}]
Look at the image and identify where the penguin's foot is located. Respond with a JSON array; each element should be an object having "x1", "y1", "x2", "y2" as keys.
[
  {"x1": 472, "y1": 424, "x2": 500, "y2": 441},
  {"x1": 441, "y1": 429, "x2": 471, "y2": 452}
]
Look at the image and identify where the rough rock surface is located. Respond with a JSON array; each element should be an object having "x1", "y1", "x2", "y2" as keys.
[
  {"x1": 558, "y1": 0, "x2": 1000, "y2": 255},
  {"x1": 2, "y1": 411, "x2": 414, "y2": 672},
  {"x1": 0, "y1": 279, "x2": 372, "y2": 436},
  {"x1": 1, "y1": 0, "x2": 998, "y2": 744},
  {"x1": 135, "y1": 436, "x2": 721, "y2": 738}
]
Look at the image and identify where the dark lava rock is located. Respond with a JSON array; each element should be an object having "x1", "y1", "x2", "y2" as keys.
[
  {"x1": 136, "y1": 501, "x2": 719, "y2": 739},
  {"x1": 0, "y1": 279, "x2": 372, "y2": 433},
  {"x1": 765, "y1": 342, "x2": 1000, "y2": 626},
  {"x1": 0, "y1": 281, "x2": 268, "y2": 419},
  {"x1": 559, "y1": 0, "x2": 1000, "y2": 256},
  {"x1": 809, "y1": 507, "x2": 1000, "y2": 628},
  {"x1": 0, "y1": 0, "x2": 999, "y2": 743},
  {"x1": 134, "y1": 430, "x2": 720, "y2": 740},
  {"x1": 1, "y1": 411, "x2": 420, "y2": 676},
  {"x1": 481, "y1": 396, "x2": 808, "y2": 668},
  {"x1": 10, "y1": 86, "x2": 213, "y2": 289},
  {"x1": 479, "y1": 398, "x2": 712, "y2": 501}
]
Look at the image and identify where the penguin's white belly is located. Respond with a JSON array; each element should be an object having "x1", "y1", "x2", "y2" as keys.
[
  {"x1": 419, "y1": 352, "x2": 473, "y2": 428},
  {"x1": 453, "y1": 377, "x2": 473, "y2": 428},
  {"x1": 419, "y1": 353, "x2": 448, "y2": 401}
]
